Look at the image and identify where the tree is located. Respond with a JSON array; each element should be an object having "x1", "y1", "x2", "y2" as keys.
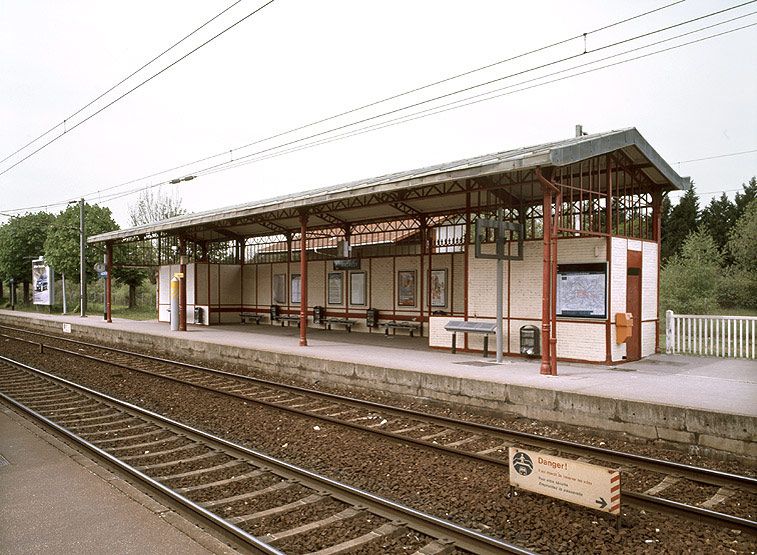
[
  {"x1": 662, "y1": 186, "x2": 699, "y2": 261},
  {"x1": 728, "y1": 197, "x2": 757, "y2": 273},
  {"x1": 129, "y1": 187, "x2": 186, "y2": 226},
  {"x1": 699, "y1": 193, "x2": 736, "y2": 258},
  {"x1": 0, "y1": 212, "x2": 56, "y2": 303},
  {"x1": 44, "y1": 203, "x2": 118, "y2": 284},
  {"x1": 734, "y1": 176, "x2": 757, "y2": 221},
  {"x1": 660, "y1": 228, "x2": 722, "y2": 314},
  {"x1": 117, "y1": 188, "x2": 187, "y2": 307}
]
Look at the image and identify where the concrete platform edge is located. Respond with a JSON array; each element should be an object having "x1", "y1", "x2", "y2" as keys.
[{"x1": 2, "y1": 313, "x2": 754, "y2": 459}]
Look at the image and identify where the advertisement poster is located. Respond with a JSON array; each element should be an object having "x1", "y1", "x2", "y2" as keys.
[{"x1": 32, "y1": 257, "x2": 54, "y2": 306}]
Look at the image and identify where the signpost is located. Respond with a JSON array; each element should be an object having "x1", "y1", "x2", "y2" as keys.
[
  {"x1": 509, "y1": 447, "x2": 621, "y2": 516},
  {"x1": 474, "y1": 210, "x2": 523, "y2": 363}
]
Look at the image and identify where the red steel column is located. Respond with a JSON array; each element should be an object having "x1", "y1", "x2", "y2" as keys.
[
  {"x1": 299, "y1": 212, "x2": 308, "y2": 346},
  {"x1": 105, "y1": 242, "x2": 113, "y2": 323},
  {"x1": 540, "y1": 187, "x2": 552, "y2": 375},
  {"x1": 179, "y1": 237, "x2": 187, "y2": 332},
  {"x1": 550, "y1": 190, "x2": 561, "y2": 375}
]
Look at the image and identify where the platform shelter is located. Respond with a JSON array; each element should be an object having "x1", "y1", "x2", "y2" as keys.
[{"x1": 88, "y1": 128, "x2": 689, "y2": 373}]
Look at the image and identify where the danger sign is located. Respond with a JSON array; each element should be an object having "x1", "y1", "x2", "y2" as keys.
[{"x1": 509, "y1": 447, "x2": 621, "y2": 514}]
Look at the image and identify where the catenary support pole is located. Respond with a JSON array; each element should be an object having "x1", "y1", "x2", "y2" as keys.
[
  {"x1": 62, "y1": 274, "x2": 67, "y2": 314},
  {"x1": 299, "y1": 212, "x2": 308, "y2": 346},
  {"x1": 105, "y1": 243, "x2": 112, "y2": 323},
  {"x1": 79, "y1": 198, "x2": 86, "y2": 317},
  {"x1": 495, "y1": 209, "x2": 504, "y2": 363}
]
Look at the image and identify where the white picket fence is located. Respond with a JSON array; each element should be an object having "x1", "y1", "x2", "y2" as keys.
[{"x1": 666, "y1": 310, "x2": 756, "y2": 359}]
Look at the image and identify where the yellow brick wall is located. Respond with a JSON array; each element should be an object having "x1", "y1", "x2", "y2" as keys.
[{"x1": 370, "y1": 258, "x2": 393, "y2": 312}]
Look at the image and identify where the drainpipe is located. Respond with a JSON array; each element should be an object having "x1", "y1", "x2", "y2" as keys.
[{"x1": 536, "y1": 167, "x2": 559, "y2": 375}]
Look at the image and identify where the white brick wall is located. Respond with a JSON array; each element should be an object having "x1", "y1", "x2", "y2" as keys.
[
  {"x1": 219, "y1": 265, "x2": 241, "y2": 305},
  {"x1": 642, "y1": 321, "x2": 656, "y2": 357},
  {"x1": 308, "y1": 261, "x2": 326, "y2": 307},
  {"x1": 369, "y1": 258, "x2": 393, "y2": 311},
  {"x1": 452, "y1": 252, "x2": 465, "y2": 314},
  {"x1": 641, "y1": 242, "x2": 658, "y2": 322},
  {"x1": 557, "y1": 321, "x2": 606, "y2": 361}
]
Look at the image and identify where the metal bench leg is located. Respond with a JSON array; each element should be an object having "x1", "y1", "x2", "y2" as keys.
[
  {"x1": 451, "y1": 333, "x2": 457, "y2": 354},
  {"x1": 483, "y1": 335, "x2": 489, "y2": 358},
  {"x1": 385, "y1": 327, "x2": 389, "y2": 336}
]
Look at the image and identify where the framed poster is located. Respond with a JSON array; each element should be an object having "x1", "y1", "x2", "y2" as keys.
[
  {"x1": 430, "y1": 269, "x2": 447, "y2": 307},
  {"x1": 273, "y1": 274, "x2": 286, "y2": 304},
  {"x1": 291, "y1": 274, "x2": 301, "y2": 304},
  {"x1": 327, "y1": 272, "x2": 343, "y2": 304},
  {"x1": 556, "y1": 263, "x2": 607, "y2": 319},
  {"x1": 350, "y1": 271, "x2": 366, "y2": 306},
  {"x1": 397, "y1": 270, "x2": 416, "y2": 307}
]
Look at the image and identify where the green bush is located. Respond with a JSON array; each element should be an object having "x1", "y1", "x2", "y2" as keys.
[{"x1": 716, "y1": 267, "x2": 757, "y2": 309}]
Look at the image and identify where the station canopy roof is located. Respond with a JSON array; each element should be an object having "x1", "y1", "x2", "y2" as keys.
[{"x1": 89, "y1": 127, "x2": 690, "y2": 245}]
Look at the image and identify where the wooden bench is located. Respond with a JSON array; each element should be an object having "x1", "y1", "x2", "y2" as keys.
[
  {"x1": 381, "y1": 320, "x2": 422, "y2": 337},
  {"x1": 277, "y1": 315, "x2": 302, "y2": 327},
  {"x1": 324, "y1": 317, "x2": 357, "y2": 332},
  {"x1": 240, "y1": 312, "x2": 264, "y2": 324}
]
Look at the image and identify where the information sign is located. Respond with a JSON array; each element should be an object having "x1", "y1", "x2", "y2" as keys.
[
  {"x1": 556, "y1": 263, "x2": 607, "y2": 318},
  {"x1": 509, "y1": 447, "x2": 620, "y2": 514}
]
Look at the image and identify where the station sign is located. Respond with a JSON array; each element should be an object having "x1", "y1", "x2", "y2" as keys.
[{"x1": 509, "y1": 447, "x2": 620, "y2": 514}]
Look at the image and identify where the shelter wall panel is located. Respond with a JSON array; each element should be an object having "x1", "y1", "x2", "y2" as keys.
[
  {"x1": 611, "y1": 324, "x2": 627, "y2": 362},
  {"x1": 309, "y1": 261, "x2": 325, "y2": 307},
  {"x1": 241, "y1": 265, "x2": 255, "y2": 306},
  {"x1": 452, "y1": 252, "x2": 465, "y2": 314},
  {"x1": 370, "y1": 258, "x2": 393, "y2": 311},
  {"x1": 395, "y1": 255, "x2": 421, "y2": 314},
  {"x1": 428, "y1": 316, "x2": 453, "y2": 348},
  {"x1": 508, "y1": 242, "x2": 540, "y2": 320},
  {"x1": 556, "y1": 237, "x2": 605, "y2": 264},
  {"x1": 257, "y1": 264, "x2": 271, "y2": 307},
  {"x1": 642, "y1": 321, "x2": 656, "y2": 358},
  {"x1": 557, "y1": 321, "x2": 605, "y2": 361},
  {"x1": 219, "y1": 265, "x2": 241, "y2": 305},
  {"x1": 467, "y1": 244, "x2": 505, "y2": 319},
  {"x1": 186, "y1": 263, "x2": 195, "y2": 305},
  {"x1": 209, "y1": 264, "x2": 219, "y2": 305},
  {"x1": 642, "y1": 242, "x2": 658, "y2": 322},
  {"x1": 611, "y1": 238, "x2": 628, "y2": 319},
  {"x1": 195, "y1": 264, "x2": 209, "y2": 305},
  {"x1": 158, "y1": 265, "x2": 172, "y2": 305}
]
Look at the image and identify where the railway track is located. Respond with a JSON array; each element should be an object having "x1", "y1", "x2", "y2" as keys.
[
  {"x1": 0, "y1": 355, "x2": 532, "y2": 555},
  {"x1": 1, "y1": 326, "x2": 755, "y2": 537}
]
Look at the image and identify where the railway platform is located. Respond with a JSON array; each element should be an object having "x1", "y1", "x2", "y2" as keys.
[
  {"x1": 0, "y1": 310, "x2": 754, "y2": 459},
  {"x1": 0, "y1": 403, "x2": 232, "y2": 554}
]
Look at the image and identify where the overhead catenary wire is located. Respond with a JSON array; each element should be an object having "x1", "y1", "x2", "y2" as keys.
[
  {"x1": 195, "y1": 16, "x2": 757, "y2": 178},
  {"x1": 2, "y1": 2, "x2": 756, "y2": 214},
  {"x1": 0, "y1": 0, "x2": 248, "y2": 167},
  {"x1": 0, "y1": 0, "x2": 692, "y2": 206},
  {"x1": 0, "y1": 0, "x2": 277, "y2": 178},
  {"x1": 87, "y1": 19, "x2": 757, "y2": 207}
]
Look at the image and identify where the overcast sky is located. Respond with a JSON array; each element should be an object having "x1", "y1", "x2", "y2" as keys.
[{"x1": 1, "y1": 0, "x2": 755, "y2": 227}]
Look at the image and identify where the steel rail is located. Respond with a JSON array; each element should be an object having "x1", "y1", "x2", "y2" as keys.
[
  {"x1": 0, "y1": 391, "x2": 283, "y2": 554},
  {"x1": 0, "y1": 354, "x2": 535, "y2": 555},
  {"x1": 2, "y1": 325, "x2": 753, "y2": 493}
]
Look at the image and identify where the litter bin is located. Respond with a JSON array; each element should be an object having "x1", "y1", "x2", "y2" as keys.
[
  {"x1": 270, "y1": 304, "x2": 280, "y2": 321},
  {"x1": 313, "y1": 306, "x2": 325, "y2": 325},
  {"x1": 366, "y1": 308, "x2": 379, "y2": 328},
  {"x1": 194, "y1": 306, "x2": 203, "y2": 325},
  {"x1": 519, "y1": 325, "x2": 540, "y2": 356}
]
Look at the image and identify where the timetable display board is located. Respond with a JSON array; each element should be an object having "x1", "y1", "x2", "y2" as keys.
[{"x1": 556, "y1": 263, "x2": 607, "y2": 319}]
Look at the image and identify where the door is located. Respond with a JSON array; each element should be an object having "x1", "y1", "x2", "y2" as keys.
[{"x1": 626, "y1": 250, "x2": 642, "y2": 361}]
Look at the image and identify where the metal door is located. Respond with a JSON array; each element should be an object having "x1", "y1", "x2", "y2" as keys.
[{"x1": 626, "y1": 250, "x2": 642, "y2": 361}]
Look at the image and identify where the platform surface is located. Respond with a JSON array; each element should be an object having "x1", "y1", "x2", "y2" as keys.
[
  {"x1": 2, "y1": 310, "x2": 755, "y2": 418},
  {"x1": 0, "y1": 406, "x2": 222, "y2": 554}
]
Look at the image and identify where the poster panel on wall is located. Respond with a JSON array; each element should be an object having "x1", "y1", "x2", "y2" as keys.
[
  {"x1": 556, "y1": 263, "x2": 607, "y2": 318},
  {"x1": 32, "y1": 257, "x2": 54, "y2": 306}
]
